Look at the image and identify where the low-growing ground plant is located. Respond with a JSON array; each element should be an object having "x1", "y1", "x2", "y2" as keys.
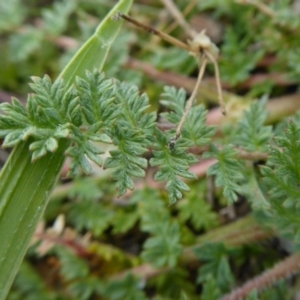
[{"x1": 1, "y1": 0, "x2": 300, "y2": 299}]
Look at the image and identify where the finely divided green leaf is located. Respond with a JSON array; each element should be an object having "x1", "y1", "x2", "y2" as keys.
[
  {"x1": 150, "y1": 128, "x2": 197, "y2": 204},
  {"x1": 236, "y1": 96, "x2": 272, "y2": 151},
  {"x1": 204, "y1": 145, "x2": 245, "y2": 204}
]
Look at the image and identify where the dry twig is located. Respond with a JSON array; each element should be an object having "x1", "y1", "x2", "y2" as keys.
[{"x1": 115, "y1": 8, "x2": 225, "y2": 148}]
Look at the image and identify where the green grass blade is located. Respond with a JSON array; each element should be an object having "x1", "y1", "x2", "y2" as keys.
[
  {"x1": 59, "y1": 0, "x2": 132, "y2": 88},
  {"x1": 0, "y1": 0, "x2": 132, "y2": 298},
  {"x1": 0, "y1": 140, "x2": 68, "y2": 298}
]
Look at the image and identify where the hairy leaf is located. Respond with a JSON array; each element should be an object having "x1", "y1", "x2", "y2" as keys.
[
  {"x1": 236, "y1": 97, "x2": 272, "y2": 152},
  {"x1": 160, "y1": 86, "x2": 216, "y2": 146},
  {"x1": 150, "y1": 128, "x2": 197, "y2": 204},
  {"x1": 142, "y1": 221, "x2": 182, "y2": 268},
  {"x1": 261, "y1": 120, "x2": 300, "y2": 244},
  {"x1": 204, "y1": 144, "x2": 245, "y2": 204},
  {"x1": 195, "y1": 243, "x2": 236, "y2": 293},
  {"x1": 101, "y1": 275, "x2": 147, "y2": 300}
]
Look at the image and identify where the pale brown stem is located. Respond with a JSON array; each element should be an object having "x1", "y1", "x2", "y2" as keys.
[
  {"x1": 125, "y1": 57, "x2": 233, "y2": 103},
  {"x1": 118, "y1": 13, "x2": 190, "y2": 52},
  {"x1": 113, "y1": 263, "x2": 170, "y2": 280},
  {"x1": 182, "y1": 216, "x2": 273, "y2": 264},
  {"x1": 222, "y1": 252, "x2": 300, "y2": 300},
  {"x1": 235, "y1": 0, "x2": 276, "y2": 18},
  {"x1": 190, "y1": 145, "x2": 268, "y2": 161},
  {"x1": 161, "y1": 0, "x2": 196, "y2": 38},
  {"x1": 34, "y1": 232, "x2": 89, "y2": 257},
  {"x1": 128, "y1": 58, "x2": 300, "y2": 124},
  {"x1": 174, "y1": 59, "x2": 208, "y2": 140},
  {"x1": 164, "y1": 0, "x2": 198, "y2": 34},
  {"x1": 204, "y1": 49, "x2": 226, "y2": 115}
]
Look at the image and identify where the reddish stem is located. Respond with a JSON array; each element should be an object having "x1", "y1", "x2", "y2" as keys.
[{"x1": 222, "y1": 252, "x2": 300, "y2": 300}]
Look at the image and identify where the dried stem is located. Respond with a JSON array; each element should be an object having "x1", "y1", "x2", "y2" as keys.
[
  {"x1": 182, "y1": 216, "x2": 273, "y2": 264},
  {"x1": 164, "y1": 0, "x2": 198, "y2": 34},
  {"x1": 161, "y1": 0, "x2": 196, "y2": 38},
  {"x1": 204, "y1": 49, "x2": 226, "y2": 115},
  {"x1": 118, "y1": 12, "x2": 226, "y2": 136},
  {"x1": 34, "y1": 232, "x2": 89, "y2": 257},
  {"x1": 190, "y1": 145, "x2": 268, "y2": 161},
  {"x1": 237, "y1": 149, "x2": 268, "y2": 160},
  {"x1": 118, "y1": 13, "x2": 190, "y2": 51},
  {"x1": 125, "y1": 57, "x2": 224, "y2": 102},
  {"x1": 235, "y1": 0, "x2": 276, "y2": 18},
  {"x1": 222, "y1": 252, "x2": 300, "y2": 300},
  {"x1": 126, "y1": 57, "x2": 300, "y2": 124},
  {"x1": 174, "y1": 59, "x2": 208, "y2": 141},
  {"x1": 113, "y1": 263, "x2": 171, "y2": 281}
]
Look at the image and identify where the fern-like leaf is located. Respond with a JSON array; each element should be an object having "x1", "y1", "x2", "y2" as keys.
[
  {"x1": 261, "y1": 120, "x2": 300, "y2": 244},
  {"x1": 42, "y1": 0, "x2": 76, "y2": 35},
  {"x1": 104, "y1": 125, "x2": 148, "y2": 195},
  {"x1": 177, "y1": 182, "x2": 219, "y2": 230},
  {"x1": 0, "y1": 75, "x2": 79, "y2": 159},
  {"x1": 66, "y1": 71, "x2": 117, "y2": 175},
  {"x1": 76, "y1": 71, "x2": 116, "y2": 126},
  {"x1": 151, "y1": 86, "x2": 215, "y2": 203},
  {"x1": 101, "y1": 275, "x2": 148, "y2": 300},
  {"x1": 204, "y1": 144, "x2": 245, "y2": 204},
  {"x1": 131, "y1": 189, "x2": 183, "y2": 267},
  {"x1": 150, "y1": 128, "x2": 198, "y2": 204},
  {"x1": 160, "y1": 86, "x2": 216, "y2": 145},
  {"x1": 142, "y1": 220, "x2": 182, "y2": 267},
  {"x1": 236, "y1": 97, "x2": 272, "y2": 152},
  {"x1": 103, "y1": 82, "x2": 156, "y2": 196},
  {"x1": 195, "y1": 243, "x2": 236, "y2": 293}
]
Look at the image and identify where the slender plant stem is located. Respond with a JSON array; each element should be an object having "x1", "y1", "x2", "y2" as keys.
[
  {"x1": 222, "y1": 252, "x2": 300, "y2": 300},
  {"x1": 174, "y1": 59, "x2": 208, "y2": 141},
  {"x1": 164, "y1": 0, "x2": 198, "y2": 34},
  {"x1": 235, "y1": 0, "x2": 276, "y2": 17},
  {"x1": 119, "y1": 13, "x2": 190, "y2": 51},
  {"x1": 125, "y1": 57, "x2": 226, "y2": 102},
  {"x1": 161, "y1": 0, "x2": 196, "y2": 38},
  {"x1": 204, "y1": 49, "x2": 226, "y2": 115}
]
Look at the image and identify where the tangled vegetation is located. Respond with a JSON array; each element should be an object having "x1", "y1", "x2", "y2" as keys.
[{"x1": 1, "y1": 0, "x2": 300, "y2": 299}]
